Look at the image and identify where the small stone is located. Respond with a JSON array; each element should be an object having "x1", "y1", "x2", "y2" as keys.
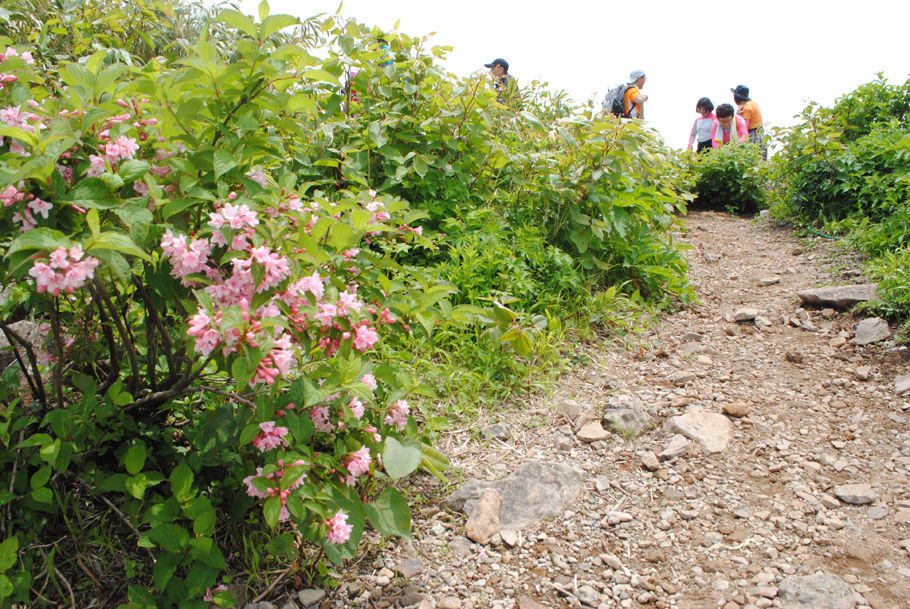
[
  {"x1": 786, "y1": 351, "x2": 804, "y2": 363},
  {"x1": 448, "y1": 536, "x2": 473, "y2": 556},
  {"x1": 641, "y1": 451, "x2": 660, "y2": 471},
  {"x1": 834, "y1": 483, "x2": 878, "y2": 505},
  {"x1": 896, "y1": 374, "x2": 910, "y2": 396},
  {"x1": 821, "y1": 308, "x2": 837, "y2": 318},
  {"x1": 670, "y1": 371, "x2": 696, "y2": 386},
  {"x1": 465, "y1": 489, "x2": 501, "y2": 544},
  {"x1": 577, "y1": 421, "x2": 611, "y2": 443},
  {"x1": 658, "y1": 434, "x2": 692, "y2": 461},
  {"x1": 297, "y1": 589, "x2": 326, "y2": 607},
  {"x1": 438, "y1": 597, "x2": 462, "y2": 609},
  {"x1": 556, "y1": 399, "x2": 582, "y2": 421},
  {"x1": 778, "y1": 572, "x2": 855, "y2": 609},
  {"x1": 375, "y1": 575, "x2": 391, "y2": 586},
  {"x1": 829, "y1": 336, "x2": 848, "y2": 348},
  {"x1": 734, "y1": 308, "x2": 759, "y2": 322},
  {"x1": 400, "y1": 591, "x2": 426, "y2": 607},
  {"x1": 722, "y1": 402, "x2": 751, "y2": 418},
  {"x1": 851, "y1": 317, "x2": 890, "y2": 345},
  {"x1": 500, "y1": 528, "x2": 519, "y2": 547},
  {"x1": 759, "y1": 277, "x2": 781, "y2": 286},
  {"x1": 576, "y1": 584, "x2": 599, "y2": 606},
  {"x1": 854, "y1": 366, "x2": 872, "y2": 381},
  {"x1": 481, "y1": 423, "x2": 511, "y2": 441},
  {"x1": 665, "y1": 409, "x2": 733, "y2": 453},
  {"x1": 396, "y1": 558, "x2": 423, "y2": 579},
  {"x1": 867, "y1": 506, "x2": 889, "y2": 520}
]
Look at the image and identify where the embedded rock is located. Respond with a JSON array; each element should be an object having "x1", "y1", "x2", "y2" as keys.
[
  {"x1": 777, "y1": 572, "x2": 855, "y2": 609},
  {"x1": 464, "y1": 488, "x2": 501, "y2": 544},
  {"x1": 796, "y1": 284, "x2": 878, "y2": 309},
  {"x1": 851, "y1": 317, "x2": 890, "y2": 345},
  {"x1": 664, "y1": 409, "x2": 733, "y2": 454},
  {"x1": 444, "y1": 461, "x2": 584, "y2": 530}
]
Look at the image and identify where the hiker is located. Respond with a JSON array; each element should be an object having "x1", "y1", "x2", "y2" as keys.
[
  {"x1": 687, "y1": 97, "x2": 716, "y2": 153},
  {"x1": 732, "y1": 84, "x2": 766, "y2": 159},
  {"x1": 484, "y1": 58, "x2": 513, "y2": 103},
  {"x1": 624, "y1": 70, "x2": 648, "y2": 119},
  {"x1": 712, "y1": 103, "x2": 748, "y2": 147}
]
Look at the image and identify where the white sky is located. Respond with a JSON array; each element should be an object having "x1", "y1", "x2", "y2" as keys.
[{"x1": 233, "y1": 0, "x2": 910, "y2": 149}]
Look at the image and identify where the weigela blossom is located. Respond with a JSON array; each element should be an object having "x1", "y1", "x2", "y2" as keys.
[
  {"x1": 104, "y1": 135, "x2": 139, "y2": 163},
  {"x1": 252, "y1": 421, "x2": 289, "y2": 452},
  {"x1": 28, "y1": 245, "x2": 100, "y2": 296},
  {"x1": 347, "y1": 397, "x2": 365, "y2": 419},
  {"x1": 160, "y1": 230, "x2": 213, "y2": 284},
  {"x1": 385, "y1": 399, "x2": 410, "y2": 430},
  {"x1": 245, "y1": 166, "x2": 268, "y2": 188},
  {"x1": 325, "y1": 510, "x2": 353, "y2": 544},
  {"x1": 352, "y1": 323, "x2": 379, "y2": 353},
  {"x1": 208, "y1": 202, "x2": 259, "y2": 230},
  {"x1": 360, "y1": 373, "x2": 377, "y2": 391},
  {"x1": 86, "y1": 155, "x2": 106, "y2": 177},
  {"x1": 343, "y1": 446, "x2": 371, "y2": 485}
]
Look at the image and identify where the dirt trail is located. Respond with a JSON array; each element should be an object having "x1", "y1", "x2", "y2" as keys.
[{"x1": 326, "y1": 212, "x2": 910, "y2": 609}]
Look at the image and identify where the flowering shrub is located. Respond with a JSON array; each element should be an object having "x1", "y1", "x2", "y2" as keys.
[{"x1": 0, "y1": 5, "x2": 447, "y2": 607}]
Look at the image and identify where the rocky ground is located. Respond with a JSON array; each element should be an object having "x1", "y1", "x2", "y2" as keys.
[{"x1": 270, "y1": 212, "x2": 910, "y2": 609}]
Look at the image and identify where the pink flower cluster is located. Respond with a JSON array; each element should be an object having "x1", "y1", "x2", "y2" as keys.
[
  {"x1": 385, "y1": 399, "x2": 410, "y2": 430},
  {"x1": 342, "y1": 446, "x2": 371, "y2": 486},
  {"x1": 325, "y1": 510, "x2": 353, "y2": 544},
  {"x1": 28, "y1": 245, "x2": 100, "y2": 296},
  {"x1": 160, "y1": 229, "x2": 213, "y2": 284},
  {"x1": 104, "y1": 135, "x2": 139, "y2": 163},
  {"x1": 252, "y1": 421, "x2": 289, "y2": 452}
]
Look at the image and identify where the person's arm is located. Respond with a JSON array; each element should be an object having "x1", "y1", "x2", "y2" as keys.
[
  {"x1": 688, "y1": 120, "x2": 698, "y2": 150},
  {"x1": 633, "y1": 93, "x2": 648, "y2": 105},
  {"x1": 736, "y1": 116, "x2": 749, "y2": 142}
]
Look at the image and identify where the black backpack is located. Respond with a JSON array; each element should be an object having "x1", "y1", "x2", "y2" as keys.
[{"x1": 602, "y1": 84, "x2": 631, "y2": 118}]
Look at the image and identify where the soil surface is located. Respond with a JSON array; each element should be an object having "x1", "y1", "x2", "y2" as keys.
[{"x1": 300, "y1": 212, "x2": 910, "y2": 609}]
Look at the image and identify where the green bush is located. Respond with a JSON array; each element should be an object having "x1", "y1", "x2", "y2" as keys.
[{"x1": 687, "y1": 145, "x2": 766, "y2": 215}]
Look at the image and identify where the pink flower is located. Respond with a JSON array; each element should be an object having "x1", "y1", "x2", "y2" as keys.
[
  {"x1": 297, "y1": 272, "x2": 324, "y2": 300},
  {"x1": 325, "y1": 510, "x2": 353, "y2": 544},
  {"x1": 21, "y1": 51, "x2": 34, "y2": 65},
  {"x1": 1, "y1": 184, "x2": 26, "y2": 207},
  {"x1": 360, "y1": 373, "x2": 377, "y2": 391},
  {"x1": 385, "y1": 399, "x2": 409, "y2": 430},
  {"x1": 252, "y1": 421, "x2": 289, "y2": 452},
  {"x1": 104, "y1": 135, "x2": 139, "y2": 163},
  {"x1": 309, "y1": 404, "x2": 334, "y2": 433},
  {"x1": 245, "y1": 166, "x2": 268, "y2": 188},
  {"x1": 28, "y1": 246, "x2": 99, "y2": 296},
  {"x1": 352, "y1": 323, "x2": 379, "y2": 353},
  {"x1": 28, "y1": 198, "x2": 52, "y2": 219},
  {"x1": 86, "y1": 154, "x2": 106, "y2": 177},
  {"x1": 347, "y1": 397, "x2": 365, "y2": 419},
  {"x1": 343, "y1": 447, "x2": 371, "y2": 486},
  {"x1": 133, "y1": 180, "x2": 148, "y2": 196},
  {"x1": 160, "y1": 230, "x2": 212, "y2": 284},
  {"x1": 208, "y1": 202, "x2": 259, "y2": 230}
]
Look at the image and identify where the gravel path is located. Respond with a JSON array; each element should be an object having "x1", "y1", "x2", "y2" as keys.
[{"x1": 292, "y1": 212, "x2": 910, "y2": 609}]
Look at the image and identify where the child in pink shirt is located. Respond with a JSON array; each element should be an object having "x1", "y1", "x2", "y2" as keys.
[
  {"x1": 688, "y1": 97, "x2": 716, "y2": 153},
  {"x1": 712, "y1": 103, "x2": 748, "y2": 147}
]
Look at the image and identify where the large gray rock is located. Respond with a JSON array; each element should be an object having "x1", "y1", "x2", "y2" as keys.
[
  {"x1": 444, "y1": 461, "x2": 584, "y2": 530},
  {"x1": 833, "y1": 483, "x2": 878, "y2": 505},
  {"x1": 796, "y1": 284, "x2": 878, "y2": 309},
  {"x1": 777, "y1": 572, "x2": 855, "y2": 609},
  {"x1": 602, "y1": 394, "x2": 652, "y2": 437},
  {"x1": 0, "y1": 320, "x2": 41, "y2": 371},
  {"x1": 851, "y1": 317, "x2": 890, "y2": 345},
  {"x1": 664, "y1": 409, "x2": 733, "y2": 454}
]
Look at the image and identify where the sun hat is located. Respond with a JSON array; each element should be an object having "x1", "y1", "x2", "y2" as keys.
[
  {"x1": 629, "y1": 69, "x2": 646, "y2": 81},
  {"x1": 484, "y1": 58, "x2": 509, "y2": 72},
  {"x1": 731, "y1": 85, "x2": 751, "y2": 100}
]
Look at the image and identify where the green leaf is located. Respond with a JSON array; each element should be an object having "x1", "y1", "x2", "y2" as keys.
[
  {"x1": 217, "y1": 10, "x2": 258, "y2": 37},
  {"x1": 4, "y1": 228, "x2": 69, "y2": 259},
  {"x1": 183, "y1": 497, "x2": 215, "y2": 537},
  {"x1": 258, "y1": 0, "x2": 270, "y2": 21},
  {"x1": 364, "y1": 487, "x2": 410, "y2": 538},
  {"x1": 152, "y1": 550, "x2": 181, "y2": 591},
  {"x1": 302, "y1": 69, "x2": 340, "y2": 86},
  {"x1": 213, "y1": 150, "x2": 237, "y2": 179},
  {"x1": 260, "y1": 14, "x2": 298, "y2": 38},
  {"x1": 118, "y1": 159, "x2": 150, "y2": 182},
  {"x1": 263, "y1": 495, "x2": 281, "y2": 528},
  {"x1": 86, "y1": 208, "x2": 100, "y2": 238},
  {"x1": 0, "y1": 536, "x2": 19, "y2": 572},
  {"x1": 123, "y1": 442, "x2": 147, "y2": 475},
  {"x1": 381, "y1": 437, "x2": 422, "y2": 479},
  {"x1": 170, "y1": 463, "x2": 194, "y2": 503},
  {"x1": 125, "y1": 473, "x2": 148, "y2": 500},
  {"x1": 30, "y1": 487, "x2": 52, "y2": 503},
  {"x1": 87, "y1": 231, "x2": 151, "y2": 261},
  {"x1": 148, "y1": 523, "x2": 190, "y2": 553},
  {"x1": 65, "y1": 177, "x2": 118, "y2": 209}
]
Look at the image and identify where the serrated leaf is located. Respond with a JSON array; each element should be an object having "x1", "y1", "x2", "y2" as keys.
[{"x1": 364, "y1": 487, "x2": 410, "y2": 538}]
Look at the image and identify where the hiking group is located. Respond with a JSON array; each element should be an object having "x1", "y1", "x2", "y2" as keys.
[{"x1": 687, "y1": 85, "x2": 766, "y2": 159}]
